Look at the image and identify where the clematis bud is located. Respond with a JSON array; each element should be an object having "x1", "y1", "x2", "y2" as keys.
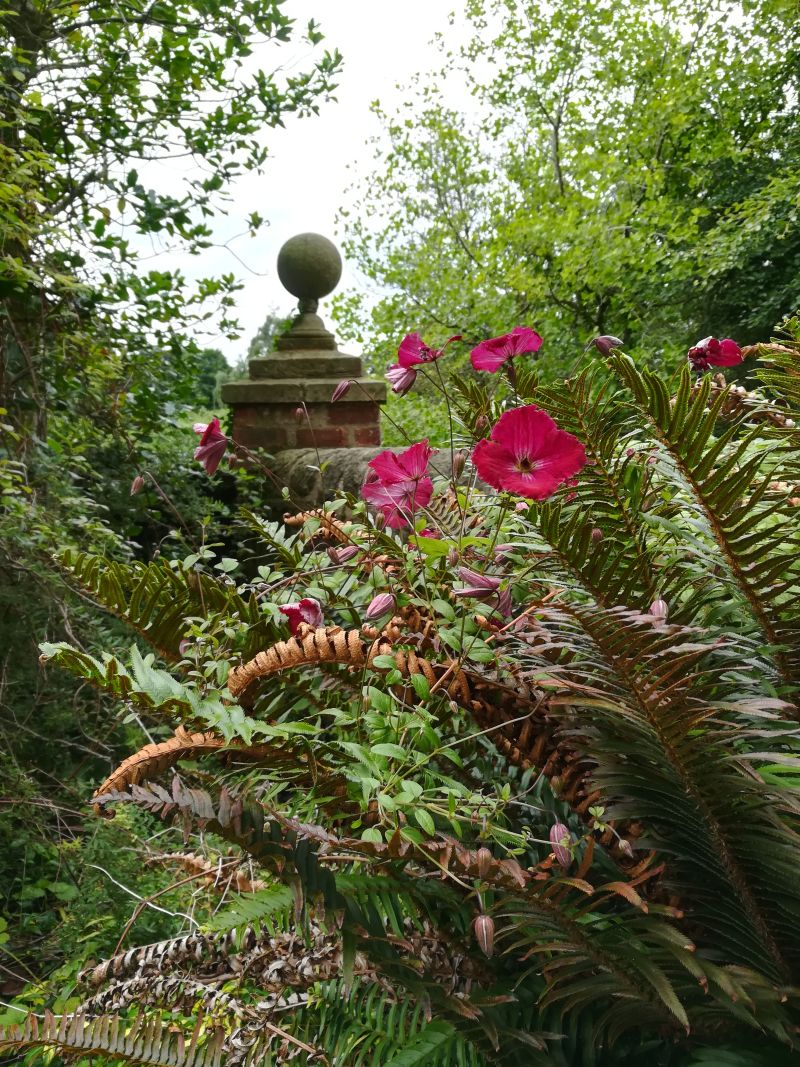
[
  {"x1": 591, "y1": 527, "x2": 603, "y2": 543},
  {"x1": 294, "y1": 406, "x2": 305, "y2": 421},
  {"x1": 618, "y1": 838, "x2": 634, "y2": 860},
  {"x1": 386, "y1": 364, "x2": 417, "y2": 396},
  {"x1": 649, "y1": 598, "x2": 668, "y2": 621},
  {"x1": 130, "y1": 474, "x2": 145, "y2": 496},
  {"x1": 585, "y1": 335, "x2": 624, "y2": 356},
  {"x1": 473, "y1": 914, "x2": 495, "y2": 958},
  {"x1": 549, "y1": 822, "x2": 572, "y2": 868},
  {"x1": 365, "y1": 592, "x2": 396, "y2": 620},
  {"x1": 331, "y1": 379, "x2": 351, "y2": 403},
  {"x1": 497, "y1": 586, "x2": 512, "y2": 618},
  {"x1": 452, "y1": 448, "x2": 468, "y2": 480},
  {"x1": 475, "y1": 847, "x2": 493, "y2": 879},
  {"x1": 454, "y1": 567, "x2": 502, "y2": 598},
  {"x1": 327, "y1": 545, "x2": 359, "y2": 565}
]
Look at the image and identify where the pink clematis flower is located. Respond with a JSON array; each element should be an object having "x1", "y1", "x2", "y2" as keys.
[
  {"x1": 470, "y1": 326, "x2": 543, "y2": 373},
  {"x1": 362, "y1": 440, "x2": 435, "y2": 529},
  {"x1": 472, "y1": 406, "x2": 586, "y2": 500},
  {"x1": 386, "y1": 332, "x2": 461, "y2": 396},
  {"x1": 193, "y1": 418, "x2": 229, "y2": 476},
  {"x1": 386, "y1": 364, "x2": 418, "y2": 396},
  {"x1": 687, "y1": 336, "x2": 743, "y2": 373},
  {"x1": 280, "y1": 597, "x2": 323, "y2": 635}
]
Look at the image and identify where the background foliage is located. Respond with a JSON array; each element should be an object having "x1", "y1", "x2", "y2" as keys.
[
  {"x1": 335, "y1": 0, "x2": 800, "y2": 378},
  {"x1": 0, "y1": 0, "x2": 339, "y2": 993}
]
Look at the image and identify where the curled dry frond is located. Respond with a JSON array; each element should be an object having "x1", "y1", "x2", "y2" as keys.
[
  {"x1": 283, "y1": 508, "x2": 355, "y2": 544},
  {"x1": 91, "y1": 727, "x2": 281, "y2": 812},
  {"x1": 145, "y1": 852, "x2": 266, "y2": 894},
  {"x1": 227, "y1": 627, "x2": 638, "y2": 862}
]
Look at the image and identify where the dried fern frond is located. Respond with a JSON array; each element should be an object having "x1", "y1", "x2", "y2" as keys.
[
  {"x1": 92, "y1": 727, "x2": 285, "y2": 811},
  {"x1": 146, "y1": 852, "x2": 267, "y2": 894},
  {"x1": 283, "y1": 508, "x2": 356, "y2": 544}
]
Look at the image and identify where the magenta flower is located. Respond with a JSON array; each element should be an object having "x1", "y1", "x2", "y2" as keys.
[
  {"x1": 470, "y1": 326, "x2": 543, "y2": 373},
  {"x1": 280, "y1": 597, "x2": 323, "y2": 635},
  {"x1": 386, "y1": 364, "x2": 418, "y2": 396},
  {"x1": 687, "y1": 336, "x2": 743, "y2": 372},
  {"x1": 362, "y1": 440, "x2": 435, "y2": 529},
  {"x1": 472, "y1": 406, "x2": 586, "y2": 499},
  {"x1": 386, "y1": 333, "x2": 461, "y2": 396},
  {"x1": 193, "y1": 418, "x2": 229, "y2": 476}
]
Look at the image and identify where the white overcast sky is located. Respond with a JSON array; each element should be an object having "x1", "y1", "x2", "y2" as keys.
[{"x1": 146, "y1": 1, "x2": 467, "y2": 362}]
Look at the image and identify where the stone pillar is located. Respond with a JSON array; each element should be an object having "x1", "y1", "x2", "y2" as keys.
[{"x1": 221, "y1": 233, "x2": 385, "y2": 453}]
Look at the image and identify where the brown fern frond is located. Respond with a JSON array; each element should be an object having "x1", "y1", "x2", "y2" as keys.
[
  {"x1": 80, "y1": 927, "x2": 249, "y2": 988},
  {"x1": 92, "y1": 728, "x2": 283, "y2": 813},
  {"x1": 691, "y1": 371, "x2": 798, "y2": 430},
  {"x1": 145, "y1": 853, "x2": 266, "y2": 894},
  {"x1": 283, "y1": 508, "x2": 354, "y2": 544},
  {"x1": 226, "y1": 629, "x2": 638, "y2": 864}
]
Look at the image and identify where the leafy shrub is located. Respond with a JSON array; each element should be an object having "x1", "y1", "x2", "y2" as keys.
[{"x1": 3, "y1": 322, "x2": 800, "y2": 1065}]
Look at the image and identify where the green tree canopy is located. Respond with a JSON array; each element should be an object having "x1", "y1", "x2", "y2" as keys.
[
  {"x1": 1, "y1": 0, "x2": 341, "y2": 436},
  {"x1": 335, "y1": 0, "x2": 800, "y2": 376}
]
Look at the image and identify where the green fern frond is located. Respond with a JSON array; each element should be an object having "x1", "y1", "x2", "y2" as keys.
[
  {"x1": 611, "y1": 357, "x2": 800, "y2": 686},
  {"x1": 511, "y1": 603, "x2": 800, "y2": 979},
  {"x1": 0, "y1": 1010, "x2": 225, "y2": 1067},
  {"x1": 59, "y1": 549, "x2": 279, "y2": 660},
  {"x1": 204, "y1": 885, "x2": 295, "y2": 933}
]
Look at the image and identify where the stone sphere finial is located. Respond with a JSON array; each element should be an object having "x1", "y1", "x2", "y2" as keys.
[{"x1": 277, "y1": 233, "x2": 342, "y2": 302}]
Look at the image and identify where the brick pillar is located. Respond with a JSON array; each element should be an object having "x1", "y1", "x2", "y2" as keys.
[{"x1": 221, "y1": 233, "x2": 385, "y2": 453}]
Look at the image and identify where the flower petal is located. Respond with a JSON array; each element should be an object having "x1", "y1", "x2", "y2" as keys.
[
  {"x1": 386, "y1": 364, "x2": 417, "y2": 395},
  {"x1": 397, "y1": 333, "x2": 427, "y2": 367},
  {"x1": 397, "y1": 440, "x2": 434, "y2": 480}
]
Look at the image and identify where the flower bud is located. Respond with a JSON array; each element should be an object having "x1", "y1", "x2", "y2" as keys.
[
  {"x1": 591, "y1": 527, "x2": 603, "y2": 543},
  {"x1": 452, "y1": 448, "x2": 468, "y2": 480},
  {"x1": 475, "y1": 414, "x2": 488, "y2": 430},
  {"x1": 618, "y1": 838, "x2": 634, "y2": 860},
  {"x1": 473, "y1": 914, "x2": 495, "y2": 958},
  {"x1": 293, "y1": 406, "x2": 305, "y2": 422},
  {"x1": 178, "y1": 639, "x2": 191, "y2": 656},
  {"x1": 365, "y1": 592, "x2": 396, "y2": 620},
  {"x1": 328, "y1": 545, "x2": 358, "y2": 565},
  {"x1": 476, "y1": 847, "x2": 493, "y2": 879},
  {"x1": 130, "y1": 474, "x2": 145, "y2": 496},
  {"x1": 586, "y1": 335, "x2": 624, "y2": 356},
  {"x1": 649, "y1": 598, "x2": 668, "y2": 621},
  {"x1": 549, "y1": 822, "x2": 572, "y2": 868},
  {"x1": 625, "y1": 448, "x2": 635, "y2": 459},
  {"x1": 331, "y1": 379, "x2": 351, "y2": 403}
]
